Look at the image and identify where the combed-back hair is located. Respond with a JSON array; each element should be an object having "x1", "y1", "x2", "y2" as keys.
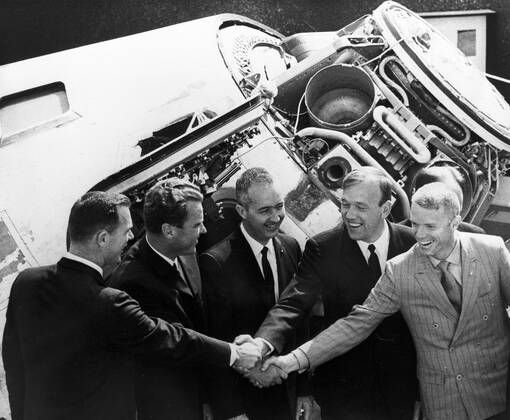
[
  {"x1": 68, "y1": 191, "x2": 130, "y2": 242},
  {"x1": 413, "y1": 166, "x2": 464, "y2": 207},
  {"x1": 342, "y1": 166, "x2": 393, "y2": 205},
  {"x1": 235, "y1": 167, "x2": 274, "y2": 207},
  {"x1": 412, "y1": 182, "x2": 460, "y2": 218},
  {"x1": 144, "y1": 178, "x2": 203, "y2": 233}
]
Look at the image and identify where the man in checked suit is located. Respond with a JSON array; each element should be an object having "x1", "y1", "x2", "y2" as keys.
[
  {"x1": 3, "y1": 191, "x2": 259, "y2": 420},
  {"x1": 253, "y1": 166, "x2": 418, "y2": 419},
  {"x1": 110, "y1": 179, "x2": 259, "y2": 420},
  {"x1": 199, "y1": 168, "x2": 316, "y2": 420},
  {"x1": 270, "y1": 182, "x2": 510, "y2": 420}
]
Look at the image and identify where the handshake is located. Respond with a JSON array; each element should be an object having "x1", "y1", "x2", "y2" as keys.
[{"x1": 231, "y1": 334, "x2": 296, "y2": 388}]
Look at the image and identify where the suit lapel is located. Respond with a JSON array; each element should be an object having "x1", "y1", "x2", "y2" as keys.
[
  {"x1": 178, "y1": 255, "x2": 202, "y2": 299},
  {"x1": 273, "y1": 236, "x2": 289, "y2": 293},
  {"x1": 414, "y1": 248, "x2": 460, "y2": 321},
  {"x1": 340, "y1": 225, "x2": 372, "y2": 286},
  {"x1": 452, "y1": 236, "x2": 479, "y2": 342},
  {"x1": 387, "y1": 222, "x2": 404, "y2": 259}
]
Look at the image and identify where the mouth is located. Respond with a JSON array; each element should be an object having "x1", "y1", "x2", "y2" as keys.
[
  {"x1": 347, "y1": 221, "x2": 362, "y2": 229},
  {"x1": 418, "y1": 240, "x2": 433, "y2": 249}
]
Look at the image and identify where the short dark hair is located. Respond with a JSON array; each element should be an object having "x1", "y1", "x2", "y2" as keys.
[
  {"x1": 68, "y1": 191, "x2": 130, "y2": 242},
  {"x1": 144, "y1": 178, "x2": 203, "y2": 233},
  {"x1": 413, "y1": 166, "x2": 464, "y2": 207},
  {"x1": 236, "y1": 167, "x2": 275, "y2": 207},
  {"x1": 342, "y1": 167, "x2": 393, "y2": 205}
]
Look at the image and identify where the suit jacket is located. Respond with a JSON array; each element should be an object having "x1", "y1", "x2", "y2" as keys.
[
  {"x1": 2, "y1": 257, "x2": 231, "y2": 420},
  {"x1": 256, "y1": 222, "x2": 417, "y2": 418},
  {"x1": 109, "y1": 238, "x2": 207, "y2": 420},
  {"x1": 199, "y1": 227, "x2": 305, "y2": 420},
  {"x1": 299, "y1": 232, "x2": 510, "y2": 420}
]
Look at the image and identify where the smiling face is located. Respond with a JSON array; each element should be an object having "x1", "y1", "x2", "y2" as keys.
[
  {"x1": 410, "y1": 202, "x2": 459, "y2": 260},
  {"x1": 340, "y1": 178, "x2": 391, "y2": 243},
  {"x1": 237, "y1": 182, "x2": 285, "y2": 245}
]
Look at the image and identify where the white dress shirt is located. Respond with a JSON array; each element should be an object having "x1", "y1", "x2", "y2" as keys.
[
  {"x1": 240, "y1": 223, "x2": 279, "y2": 302},
  {"x1": 356, "y1": 221, "x2": 390, "y2": 274},
  {"x1": 64, "y1": 252, "x2": 103, "y2": 277}
]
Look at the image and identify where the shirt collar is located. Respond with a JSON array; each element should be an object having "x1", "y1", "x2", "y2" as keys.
[
  {"x1": 64, "y1": 252, "x2": 103, "y2": 277},
  {"x1": 146, "y1": 236, "x2": 178, "y2": 267},
  {"x1": 240, "y1": 223, "x2": 275, "y2": 257},
  {"x1": 429, "y1": 236, "x2": 461, "y2": 268},
  {"x1": 356, "y1": 220, "x2": 390, "y2": 257}
]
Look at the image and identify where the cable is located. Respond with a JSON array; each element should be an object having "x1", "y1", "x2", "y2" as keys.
[{"x1": 293, "y1": 92, "x2": 306, "y2": 135}]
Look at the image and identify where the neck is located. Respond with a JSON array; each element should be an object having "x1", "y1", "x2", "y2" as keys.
[
  {"x1": 365, "y1": 221, "x2": 386, "y2": 244},
  {"x1": 68, "y1": 243, "x2": 104, "y2": 269},
  {"x1": 146, "y1": 234, "x2": 178, "y2": 260}
]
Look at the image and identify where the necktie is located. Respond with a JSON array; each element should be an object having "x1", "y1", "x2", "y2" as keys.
[
  {"x1": 438, "y1": 260, "x2": 462, "y2": 313},
  {"x1": 367, "y1": 244, "x2": 382, "y2": 283},
  {"x1": 261, "y1": 246, "x2": 275, "y2": 305}
]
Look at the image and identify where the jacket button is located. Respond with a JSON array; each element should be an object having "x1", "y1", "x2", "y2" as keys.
[
  {"x1": 449, "y1": 347, "x2": 455, "y2": 352},
  {"x1": 483, "y1": 315, "x2": 489, "y2": 320},
  {"x1": 456, "y1": 374, "x2": 463, "y2": 381},
  {"x1": 433, "y1": 323, "x2": 438, "y2": 328}
]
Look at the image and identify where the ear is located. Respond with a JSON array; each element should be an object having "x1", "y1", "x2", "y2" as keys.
[
  {"x1": 451, "y1": 215, "x2": 462, "y2": 230},
  {"x1": 161, "y1": 223, "x2": 176, "y2": 239},
  {"x1": 95, "y1": 229, "x2": 110, "y2": 248},
  {"x1": 381, "y1": 200, "x2": 392, "y2": 219},
  {"x1": 236, "y1": 203, "x2": 247, "y2": 220}
]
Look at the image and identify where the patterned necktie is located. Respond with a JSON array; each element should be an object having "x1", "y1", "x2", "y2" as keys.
[
  {"x1": 438, "y1": 260, "x2": 462, "y2": 313},
  {"x1": 368, "y1": 244, "x2": 382, "y2": 283},
  {"x1": 261, "y1": 246, "x2": 275, "y2": 305}
]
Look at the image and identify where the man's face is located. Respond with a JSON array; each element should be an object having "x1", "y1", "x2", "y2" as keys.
[
  {"x1": 237, "y1": 183, "x2": 285, "y2": 244},
  {"x1": 340, "y1": 179, "x2": 390, "y2": 243},
  {"x1": 170, "y1": 200, "x2": 206, "y2": 255},
  {"x1": 410, "y1": 203, "x2": 458, "y2": 260},
  {"x1": 104, "y1": 205, "x2": 134, "y2": 266}
]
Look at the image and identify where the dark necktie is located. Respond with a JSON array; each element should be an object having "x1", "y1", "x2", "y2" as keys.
[
  {"x1": 367, "y1": 244, "x2": 382, "y2": 283},
  {"x1": 438, "y1": 260, "x2": 462, "y2": 313},
  {"x1": 261, "y1": 246, "x2": 275, "y2": 305}
]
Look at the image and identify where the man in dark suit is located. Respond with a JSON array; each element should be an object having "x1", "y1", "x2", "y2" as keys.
[
  {"x1": 110, "y1": 179, "x2": 224, "y2": 420},
  {"x1": 2, "y1": 191, "x2": 259, "y2": 420},
  {"x1": 400, "y1": 165, "x2": 485, "y2": 234},
  {"x1": 254, "y1": 166, "x2": 418, "y2": 420},
  {"x1": 199, "y1": 168, "x2": 316, "y2": 420}
]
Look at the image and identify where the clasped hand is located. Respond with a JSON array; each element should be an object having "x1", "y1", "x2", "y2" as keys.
[{"x1": 233, "y1": 334, "x2": 289, "y2": 388}]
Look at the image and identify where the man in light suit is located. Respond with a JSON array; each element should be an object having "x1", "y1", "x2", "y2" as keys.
[
  {"x1": 253, "y1": 167, "x2": 417, "y2": 420},
  {"x1": 2, "y1": 191, "x2": 260, "y2": 420},
  {"x1": 110, "y1": 179, "x2": 239, "y2": 420},
  {"x1": 269, "y1": 182, "x2": 510, "y2": 420},
  {"x1": 199, "y1": 168, "x2": 315, "y2": 420}
]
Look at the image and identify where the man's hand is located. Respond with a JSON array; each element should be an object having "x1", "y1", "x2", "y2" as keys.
[
  {"x1": 243, "y1": 360, "x2": 288, "y2": 388},
  {"x1": 296, "y1": 396, "x2": 320, "y2": 420},
  {"x1": 232, "y1": 335, "x2": 261, "y2": 371},
  {"x1": 261, "y1": 354, "x2": 300, "y2": 375}
]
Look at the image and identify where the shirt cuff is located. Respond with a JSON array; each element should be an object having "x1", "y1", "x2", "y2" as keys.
[
  {"x1": 254, "y1": 337, "x2": 274, "y2": 356},
  {"x1": 228, "y1": 343, "x2": 238, "y2": 366},
  {"x1": 291, "y1": 348, "x2": 310, "y2": 373}
]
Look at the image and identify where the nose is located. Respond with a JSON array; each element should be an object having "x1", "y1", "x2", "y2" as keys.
[
  {"x1": 271, "y1": 207, "x2": 285, "y2": 223},
  {"x1": 199, "y1": 223, "x2": 207, "y2": 235},
  {"x1": 127, "y1": 229, "x2": 134, "y2": 240}
]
